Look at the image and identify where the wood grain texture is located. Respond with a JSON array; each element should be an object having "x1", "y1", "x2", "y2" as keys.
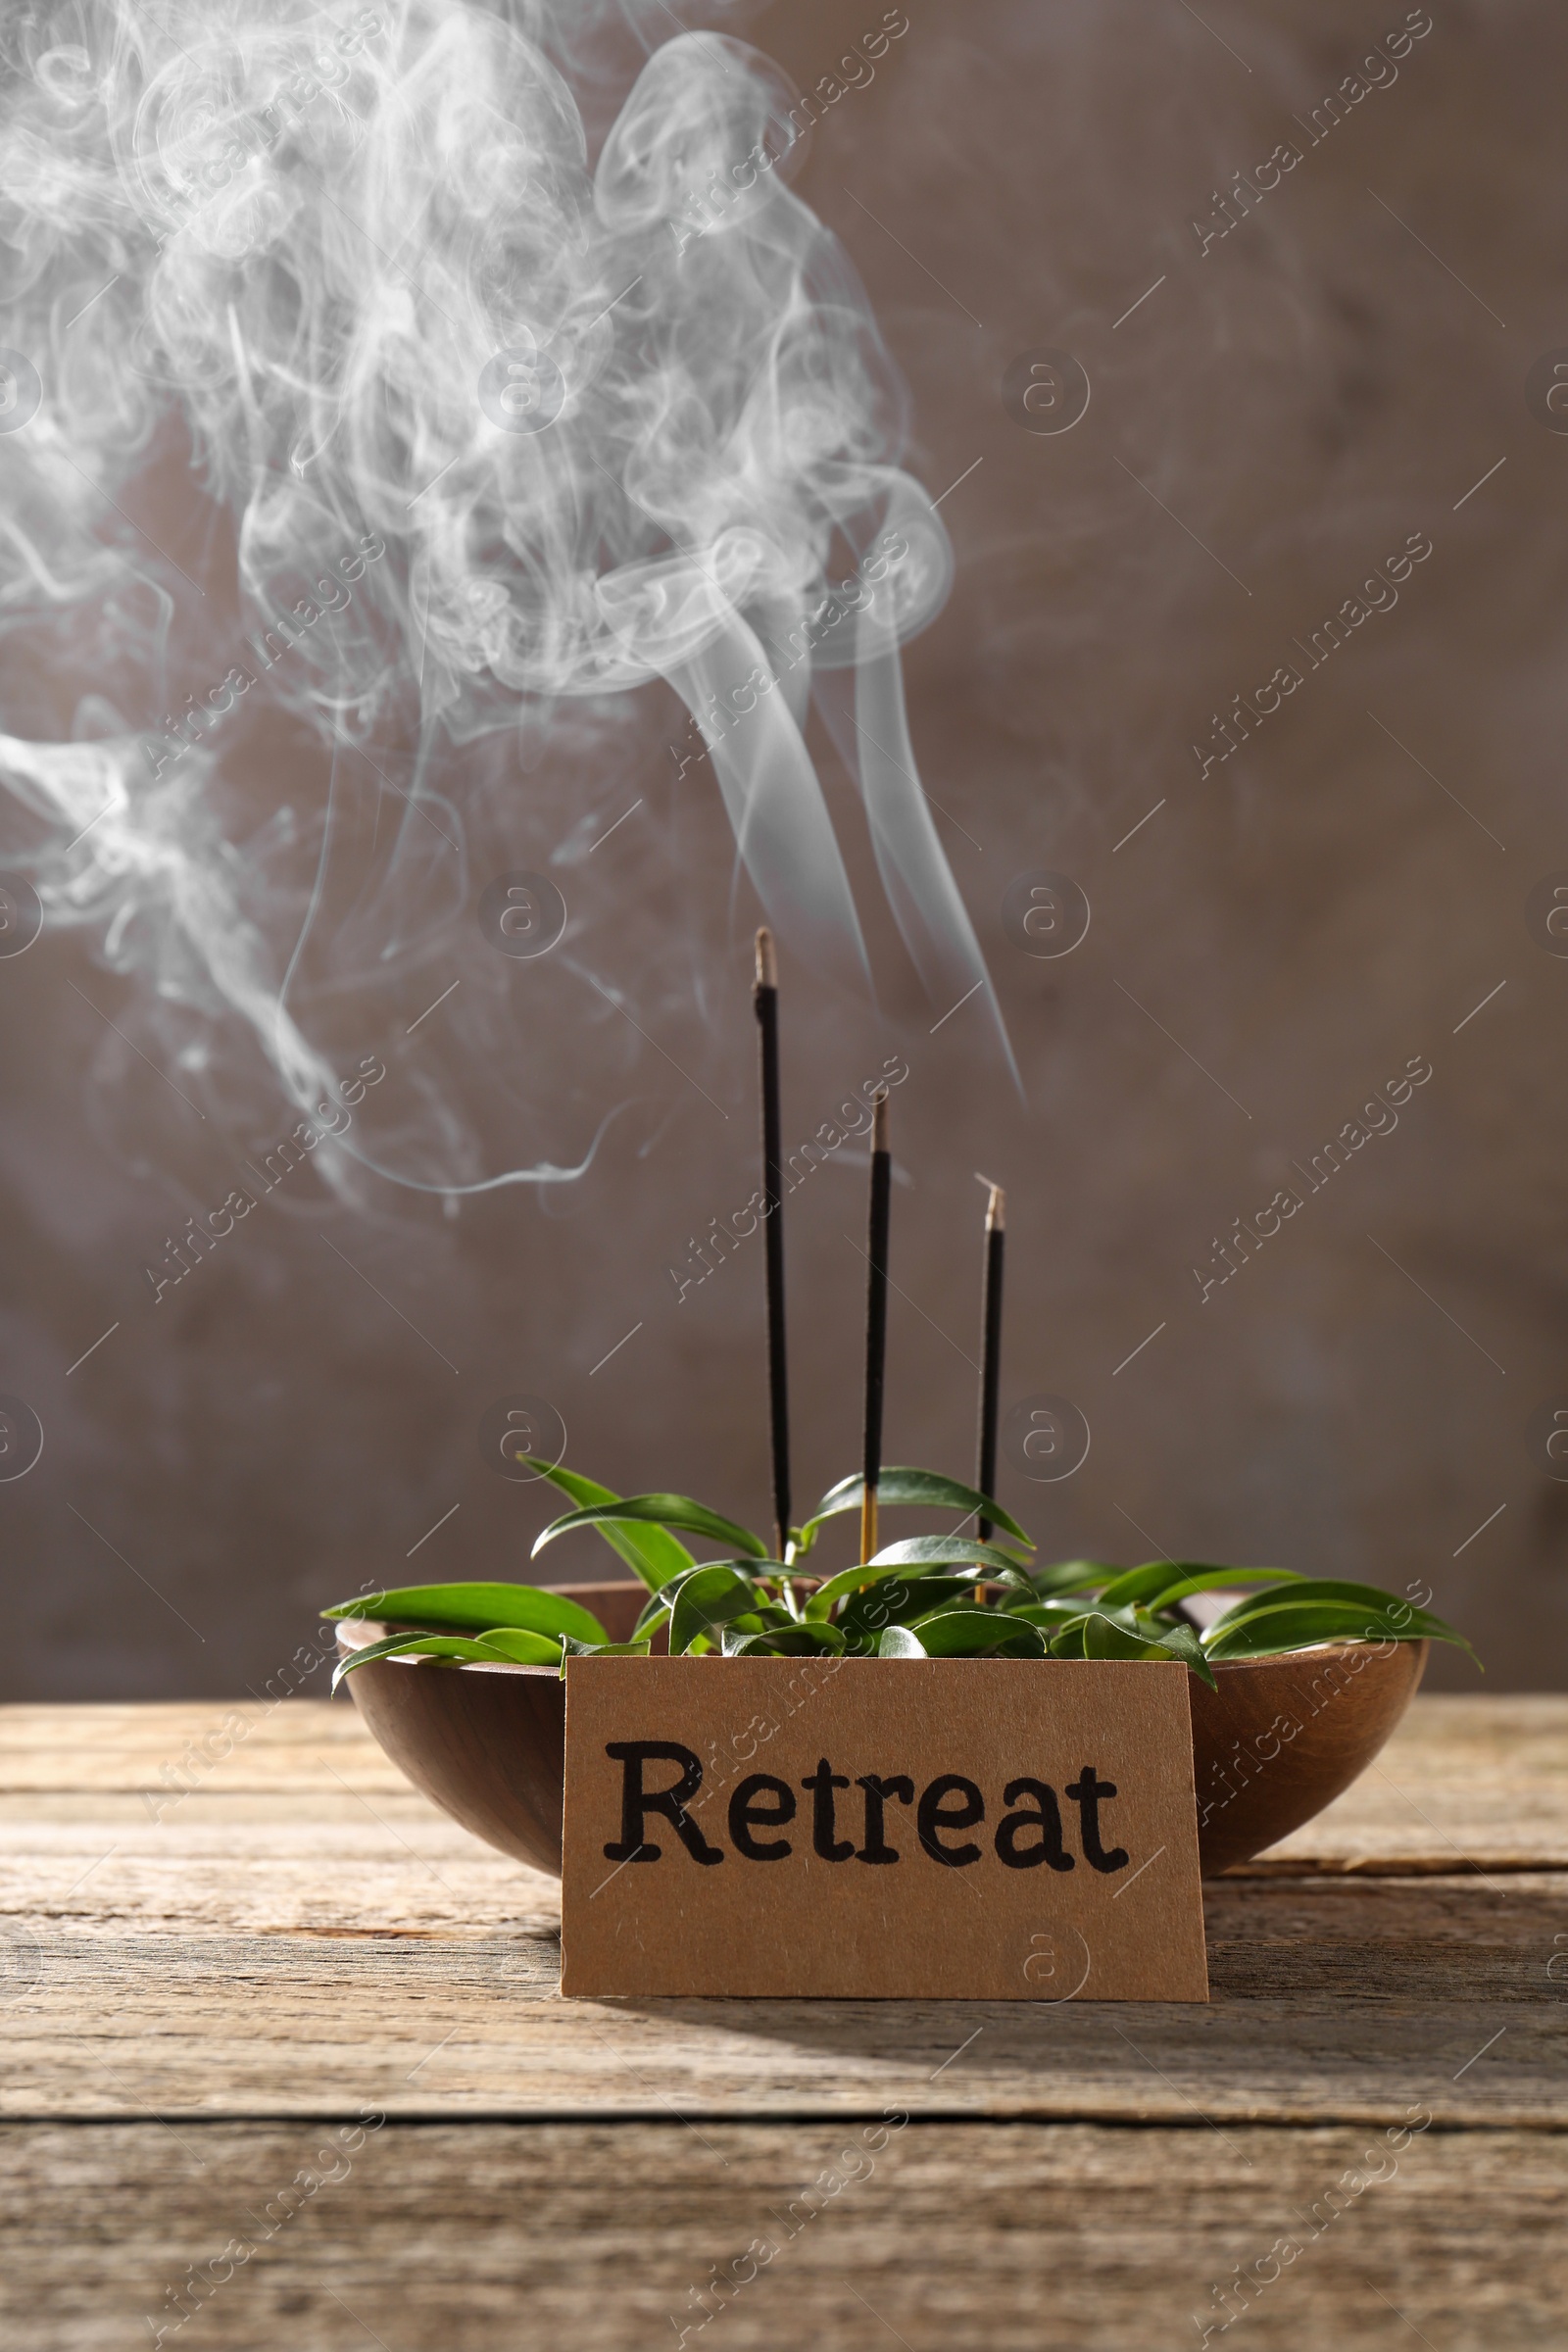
[
  {"x1": 4, "y1": 1694, "x2": 1566, "y2": 1863},
  {"x1": 2, "y1": 2121, "x2": 1564, "y2": 2352},
  {"x1": 0, "y1": 1697, "x2": 415, "y2": 1793},
  {"x1": 3, "y1": 1872, "x2": 1564, "y2": 2127},
  {"x1": 0, "y1": 1787, "x2": 562, "y2": 1938},
  {"x1": 1252, "y1": 1695, "x2": 1568, "y2": 1875},
  {"x1": 2, "y1": 1695, "x2": 1564, "y2": 2348}
]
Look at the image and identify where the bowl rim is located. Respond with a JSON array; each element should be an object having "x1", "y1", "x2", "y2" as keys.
[
  {"x1": 334, "y1": 1613, "x2": 564, "y2": 1678},
  {"x1": 331, "y1": 1614, "x2": 1421, "y2": 1681}
]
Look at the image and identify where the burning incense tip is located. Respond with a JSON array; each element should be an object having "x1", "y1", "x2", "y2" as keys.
[
  {"x1": 755, "y1": 927, "x2": 777, "y2": 992},
  {"x1": 872, "y1": 1087, "x2": 889, "y2": 1152},
  {"x1": 975, "y1": 1171, "x2": 1005, "y2": 1228}
]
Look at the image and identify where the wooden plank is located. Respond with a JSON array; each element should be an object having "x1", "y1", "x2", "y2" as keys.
[
  {"x1": 2, "y1": 1698, "x2": 1563, "y2": 1955},
  {"x1": 3, "y1": 1875, "x2": 1563, "y2": 2127},
  {"x1": 1247, "y1": 1695, "x2": 1568, "y2": 1875},
  {"x1": 3, "y1": 1700, "x2": 1563, "y2": 2133},
  {"x1": 1, "y1": 2120, "x2": 1563, "y2": 2352},
  {"x1": 0, "y1": 1790, "x2": 563, "y2": 1938},
  {"x1": 0, "y1": 1697, "x2": 413, "y2": 1794},
  {"x1": 3, "y1": 1695, "x2": 1565, "y2": 1872}
]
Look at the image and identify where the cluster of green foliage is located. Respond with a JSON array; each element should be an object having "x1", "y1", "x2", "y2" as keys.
[{"x1": 324, "y1": 1461, "x2": 1475, "y2": 1687}]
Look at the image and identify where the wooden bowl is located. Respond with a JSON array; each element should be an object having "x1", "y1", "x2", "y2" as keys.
[
  {"x1": 336, "y1": 1588, "x2": 1427, "y2": 1880},
  {"x1": 336, "y1": 1583, "x2": 646, "y2": 1879},
  {"x1": 1188, "y1": 1636, "x2": 1427, "y2": 1874}
]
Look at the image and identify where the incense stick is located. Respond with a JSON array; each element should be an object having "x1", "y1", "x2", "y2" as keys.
[
  {"x1": 974, "y1": 1174, "x2": 1005, "y2": 1544},
  {"x1": 754, "y1": 929, "x2": 790, "y2": 1560},
  {"x1": 860, "y1": 1088, "x2": 892, "y2": 1565}
]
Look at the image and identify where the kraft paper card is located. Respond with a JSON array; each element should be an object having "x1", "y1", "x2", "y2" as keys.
[{"x1": 561, "y1": 1656, "x2": 1207, "y2": 2001}]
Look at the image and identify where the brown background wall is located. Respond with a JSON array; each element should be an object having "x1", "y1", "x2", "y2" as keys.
[{"x1": 2, "y1": 0, "x2": 1563, "y2": 1695}]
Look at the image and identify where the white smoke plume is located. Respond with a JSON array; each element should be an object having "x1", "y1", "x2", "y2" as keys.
[{"x1": 0, "y1": 0, "x2": 1004, "y2": 1196}]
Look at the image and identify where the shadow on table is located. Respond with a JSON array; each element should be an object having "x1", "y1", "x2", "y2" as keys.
[{"x1": 591, "y1": 1873, "x2": 1557, "y2": 2078}]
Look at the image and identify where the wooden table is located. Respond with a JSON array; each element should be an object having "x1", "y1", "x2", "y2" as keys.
[{"x1": 2, "y1": 1696, "x2": 1565, "y2": 2349}]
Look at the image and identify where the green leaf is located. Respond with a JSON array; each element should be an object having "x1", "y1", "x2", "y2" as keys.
[
  {"x1": 724, "y1": 1622, "x2": 848, "y2": 1658},
  {"x1": 331, "y1": 1629, "x2": 563, "y2": 1691},
  {"x1": 1129, "y1": 1616, "x2": 1217, "y2": 1689},
  {"x1": 634, "y1": 1561, "x2": 709, "y2": 1614},
  {"x1": 719, "y1": 1599, "x2": 804, "y2": 1655},
  {"x1": 878, "y1": 1625, "x2": 928, "y2": 1658},
  {"x1": 906, "y1": 1606, "x2": 1048, "y2": 1658},
  {"x1": 1204, "y1": 1579, "x2": 1446, "y2": 1632},
  {"x1": 868, "y1": 1537, "x2": 1037, "y2": 1579},
  {"x1": 802, "y1": 1564, "x2": 879, "y2": 1617},
  {"x1": 533, "y1": 1493, "x2": 768, "y2": 1567},
  {"x1": 669, "y1": 1565, "x2": 767, "y2": 1655},
  {"x1": 322, "y1": 1581, "x2": 607, "y2": 1644},
  {"x1": 518, "y1": 1463, "x2": 698, "y2": 1591},
  {"x1": 1082, "y1": 1613, "x2": 1154, "y2": 1659},
  {"x1": 1096, "y1": 1561, "x2": 1299, "y2": 1613},
  {"x1": 473, "y1": 1626, "x2": 576, "y2": 1665},
  {"x1": 800, "y1": 1468, "x2": 1033, "y2": 1550},
  {"x1": 1018, "y1": 1560, "x2": 1120, "y2": 1599},
  {"x1": 805, "y1": 1544, "x2": 1025, "y2": 1617},
  {"x1": 556, "y1": 1636, "x2": 654, "y2": 1662},
  {"x1": 1003, "y1": 1596, "x2": 1118, "y2": 1628},
  {"x1": 836, "y1": 1577, "x2": 986, "y2": 1651},
  {"x1": 1034, "y1": 1597, "x2": 1144, "y2": 1639},
  {"x1": 1203, "y1": 1594, "x2": 1478, "y2": 1664},
  {"x1": 626, "y1": 1557, "x2": 787, "y2": 1642},
  {"x1": 1050, "y1": 1610, "x2": 1216, "y2": 1686}
]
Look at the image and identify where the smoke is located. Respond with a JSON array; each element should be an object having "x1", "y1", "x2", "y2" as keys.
[{"x1": 0, "y1": 0, "x2": 1004, "y2": 1199}]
